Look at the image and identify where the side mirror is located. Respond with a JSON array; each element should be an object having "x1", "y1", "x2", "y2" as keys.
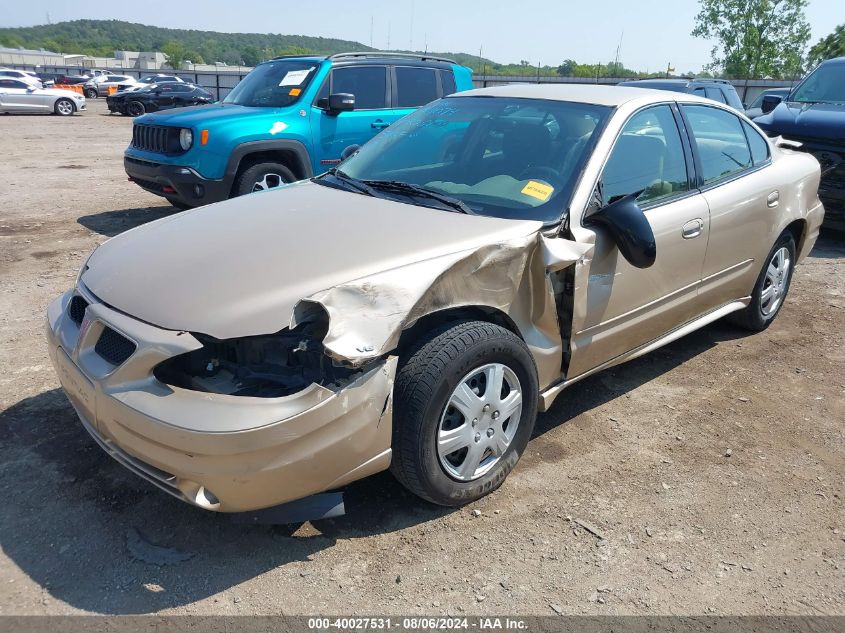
[
  {"x1": 761, "y1": 95, "x2": 782, "y2": 114},
  {"x1": 26, "y1": 87, "x2": 36, "y2": 92},
  {"x1": 328, "y1": 92, "x2": 355, "y2": 114},
  {"x1": 584, "y1": 191, "x2": 656, "y2": 269},
  {"x1": 340, "y1": 144, "x2": 361, "y2": 161}
]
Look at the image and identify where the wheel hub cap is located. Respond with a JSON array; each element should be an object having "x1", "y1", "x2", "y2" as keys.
[
  {"x1": 252, "y1": 173, "x2": 284, "y2": 192},
  {"x1": 437, "y1": 363, "x2": 523, "y2": 482},
  {"x1": 760, "y1": 246, "x2": 790, "y2": 316}
]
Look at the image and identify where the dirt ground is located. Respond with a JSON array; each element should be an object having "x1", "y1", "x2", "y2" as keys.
[{"x1": 0, "y1": 99, "x2": 843, "y2": 617}]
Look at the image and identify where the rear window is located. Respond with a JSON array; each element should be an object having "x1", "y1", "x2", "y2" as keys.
[{"x1": 743, "y1": 121, "x2": 770, "y2": 165}]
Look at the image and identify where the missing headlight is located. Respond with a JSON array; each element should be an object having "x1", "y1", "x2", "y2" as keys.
[{"x1": 154, "y1": 321, "x2": 357, "y2": 398}]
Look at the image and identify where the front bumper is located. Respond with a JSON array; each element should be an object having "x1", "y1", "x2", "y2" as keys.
[
  {"x1": 46, "y1": 286, "x2": 396, "y2": 512},
  {"x1": 124, "y1": 156, "x2": 230, "y2": 207}
]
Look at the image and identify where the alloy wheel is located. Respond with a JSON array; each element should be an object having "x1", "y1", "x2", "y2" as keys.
[{"x1": 56, "y1": 100, "x2": 74, "y2": 116}]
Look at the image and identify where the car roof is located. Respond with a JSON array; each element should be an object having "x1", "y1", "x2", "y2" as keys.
[
  {"x1": 451, "y1": 83, "x2": 716, "y2": 107},
  {"x1": 820, "y1": 56, "x2": 845, "y2": 66}
]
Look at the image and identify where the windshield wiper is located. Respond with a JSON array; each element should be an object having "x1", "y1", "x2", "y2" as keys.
[
  {"x1": 362, "y1": 180, "x2": 473, "y2": 215},
  {"x1": 314, "y1": 168, "x2": 375, "y2": 196}
]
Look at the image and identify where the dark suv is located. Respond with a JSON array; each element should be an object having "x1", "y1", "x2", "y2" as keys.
[
  {"x1": 754, "y1": 57, "x2": 845, "y2": 230},
  {"x1": 618, "y1": 78, "x2": 744, "y2": 112}
]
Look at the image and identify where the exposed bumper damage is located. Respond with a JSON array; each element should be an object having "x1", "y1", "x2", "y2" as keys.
[
  {"x1": 46, "y1": 288, "x2": 397, "y2": 513},
  {"x1": 294, "y1": 233, "x2": 592, "y2": 391}
]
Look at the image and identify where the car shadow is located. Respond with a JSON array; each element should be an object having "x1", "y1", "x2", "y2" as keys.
[
  {"x1": 0, "y1": 318, "x2": 753, "y2": 613},
  {"x1": 77, "y1": 205, "x2": 177, "y2": 238},
  {"x1": 811, "y1": 230, "x2": 845, "y2": 258}
]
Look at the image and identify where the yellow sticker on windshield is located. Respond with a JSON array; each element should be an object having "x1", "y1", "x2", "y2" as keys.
[{"x1": 521, "y1": 180, "x2": 554, "y2": 202}]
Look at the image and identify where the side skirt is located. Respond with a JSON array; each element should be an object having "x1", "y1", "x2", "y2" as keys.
[{"x1": 538, "y1": 299, "x2": 750, "y2": 412}]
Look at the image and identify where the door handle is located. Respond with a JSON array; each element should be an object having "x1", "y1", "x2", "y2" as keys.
[
  {"x1": 767, "y1": 191, "x2": 779, "y2": 207},
  {"x1": 681, "y1": 218, "x2": 704, "y2": 239},
  {"x1": 371, "y1": 119, "x2": 389, "y2": 129}
]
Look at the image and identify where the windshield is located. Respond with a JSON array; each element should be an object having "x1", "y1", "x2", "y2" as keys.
[
  {"x1": 791, "y1": 63, "x2": 845, "y2": 104},
  {"x1": 336, "y1": 96, "x2": 610, "y2": 223},
  {"x1": 223, "y1": 60, "x2": 319, "y2": 108}
]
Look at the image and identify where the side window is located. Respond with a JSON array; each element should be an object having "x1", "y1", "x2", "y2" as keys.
[
  {"x1": 395, "y1": 66, "x2": 438, "y2": 107},
  {"x1": 329, "y1": 66, "x2": 387, "y2": 109},
  {"x1": 106, "y1": 76, "x2": 124, "y2": 82},
  {"x1": 168, "y1": 84, "x2": 192, "y2": 93},
  {"x1": 682, "y1": 105, "x2": 752, "y2": 184},
  {"x1": 601, "y1": 104, "x2": 690, "y2": 205},
  {"x1": 704, "y1": 87, "x2": 727, "y2": 104},
  {"x1": 693, "y1": 87, "x2": 707, "y2": 97},
  {"x1": 0, "y1": 79, "x2": 28, "y2": 89},
  {"x1": 441, "y1": 70, "x2": 457, "y2": 96},
  {"x1": 743, "y1": 120, "x2": 770, "y2": 165}
]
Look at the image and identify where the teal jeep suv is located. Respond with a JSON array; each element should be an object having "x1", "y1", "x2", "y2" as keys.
[{"x1": 124, "y1": 52, "x2": 473, "y2": 208}]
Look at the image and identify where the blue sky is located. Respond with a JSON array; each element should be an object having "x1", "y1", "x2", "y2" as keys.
[{"x1": 3, "y1": 0, "x2": 842, "y2": 72}]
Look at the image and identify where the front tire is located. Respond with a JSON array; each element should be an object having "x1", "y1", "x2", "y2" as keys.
[
  {"x1": 391, "y1": 321, "x2": 539, "y2": 506},
  {"x1": 729, "y1": 232, "x2": 796, "y2": 331},
  {"x1": 126, "y1": 101, "x2": 146, "y2": 117},
  {"x1": 84, "y1": 88, "x2": 98, "y2": 99},
  {"x1": 54, "y1": 98, "x2": 75, "y2": 116},
  {"x1": 234, "y1": 162, "x2": 296, "y2": 196}
]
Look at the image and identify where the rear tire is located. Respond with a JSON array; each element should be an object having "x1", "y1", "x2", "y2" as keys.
[
  {"x1": 54, "y1": 98, "x2": 75, "y2": 116},
  {"x1": 234, "y1": 162, "x2": 296, "y2": 196},
  {"x1": 729, "y1": 232, "x2": 796, "y2": 331},
  {"x1": 391, "y1": 321, "x2": 539, "y2": 506},
  {"x1": 84, "y1": 88, "x2": 98, "y2": 99},
  {"x1": 126, "y1": 101, "x2": 146, "y2": 117}
]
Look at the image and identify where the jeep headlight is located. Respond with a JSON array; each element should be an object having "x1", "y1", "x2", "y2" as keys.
[{"x1": 179, "y1": 128, "x2": 193, "y2": 151}]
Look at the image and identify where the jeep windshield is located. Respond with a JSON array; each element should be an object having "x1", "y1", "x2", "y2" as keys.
[
  {"x1": 222, "y1": 60, "x2": 319, "y2": 108},
  {"x1": 330, "y1": 97, "x2": 610, "y2": 224},
  {"x1": 791, "y1": 63, "x2": 845, "y2": 105}
]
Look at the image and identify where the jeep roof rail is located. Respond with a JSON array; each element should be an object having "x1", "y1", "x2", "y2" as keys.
[{"x1": 329, "y1": 51, "x2": 458, "y2": 64}]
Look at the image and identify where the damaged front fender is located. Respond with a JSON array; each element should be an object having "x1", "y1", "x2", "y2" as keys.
[{"x1": 293, "y1": 233, "x2": 592, "y2": 390}]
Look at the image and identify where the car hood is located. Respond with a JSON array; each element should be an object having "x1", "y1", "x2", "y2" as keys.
[
  {"x1": 81, "y1": 181, "x2": 543, "y2": 342},
  {"x1": 755, "y1": 101, "x2": 845, "y2": 140},
  {"x1": 137, "y1": 102, "x2": 292, "y2": 127}
]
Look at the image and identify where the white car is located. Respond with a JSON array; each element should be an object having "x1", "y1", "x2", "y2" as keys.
[
  {"x1": 118, "y1": 75, "x2": 184, "y2": 93},
  {"x1": 0, "y1": 78, "x2": 86, "y2": 115},
  {"x1": 0, "y1": 68, "x2": 43, "y2": 88}
]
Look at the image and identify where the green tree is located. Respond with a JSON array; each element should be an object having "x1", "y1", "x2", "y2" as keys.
[
  {"x1": 161, "y1": 40, "x2": 187, "y2": 70},
  {"x1": 557, "y1": 59, "x2": 577, "y2": 76},
  {"x1": 808, "y1": 24, "x2": 845, "y2": 65},
  {"x1": 691, "y1": 0, "x2": 811, "y2": 78}
]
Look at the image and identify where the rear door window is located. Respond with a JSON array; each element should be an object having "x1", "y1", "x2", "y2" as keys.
[
  {"x1": 395, "y1": 66, "x2": 438, "y2": 107},
  {"x1": 743, "y1": 121, "x2": 770, "y2": 165},
  {"x1": 682, "y1": 105, "x2": 752, "y2": 184}
]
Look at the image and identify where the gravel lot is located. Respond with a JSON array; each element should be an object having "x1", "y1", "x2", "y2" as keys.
[{"x1": 0, "y1": 99, "x2": 843, "y2": 617}]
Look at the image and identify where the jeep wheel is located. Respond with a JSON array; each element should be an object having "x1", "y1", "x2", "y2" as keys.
[
  {"x1": 235, "y1": 162, "x2": 296, "y2": 196},
  {"x1": 54, "y1": 98, "x2": 75, "y2": 116},
  {"x1": 84, "y1": 88, "x2": 98, "y2": 99},
  {"x1": 391, "y1": 321, "x2": 539, "y2": 506},
  {"x1": 126, "y1": 101, "x2": 146, "y2": 117}
]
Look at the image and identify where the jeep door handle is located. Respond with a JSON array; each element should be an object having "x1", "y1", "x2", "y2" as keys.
[
  {"x1": 767, "y1": 191, "x2": 780, "y2": 207},
  {"x1": 371, "y1": 119, "x2": 390, "y2": 129},
  {"x1": 682, "y1": 218, "x2": 704, "y2": 239}
]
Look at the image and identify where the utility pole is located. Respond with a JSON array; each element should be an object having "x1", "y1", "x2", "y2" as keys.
[
  {"x1": 370, "y1": 16, "x2": 374, "y2": 48},
  {"x1": 387, "y1": 22, "x2": 391, "y2": 51},
  {"x1": 410, "y1": 0, "x2": 415, "y2": 50},
  {"x1": 537, "y1": 60, "x2": 541, "y2": 84}
]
